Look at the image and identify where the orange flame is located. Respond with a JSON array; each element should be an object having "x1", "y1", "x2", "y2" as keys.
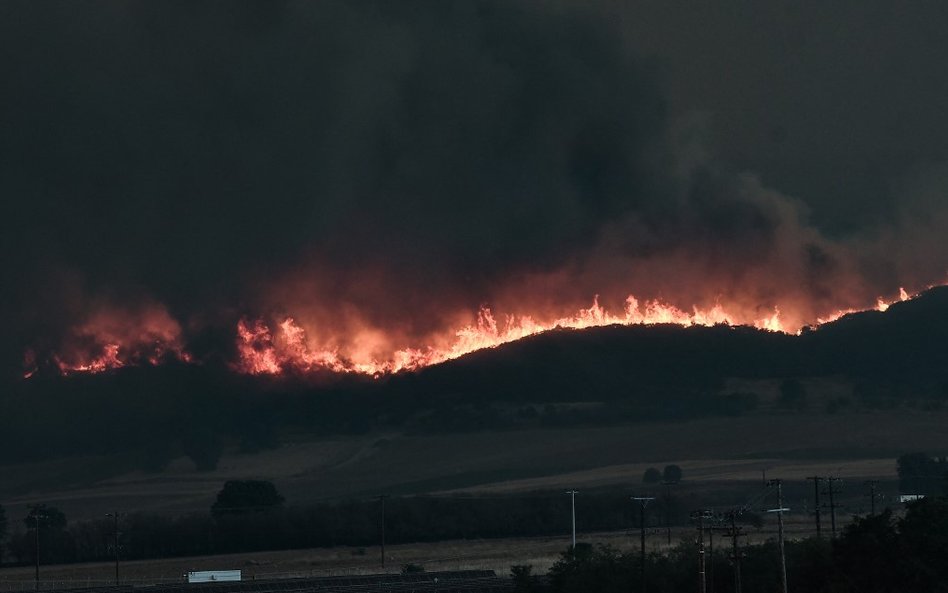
[
  {"x1": 821, "y1": 287, "x2": 912, "y2": 322},
  {"x1": 232, "y1": 295, "x2": 790, "y2": 377},
  {"x1": 30, "y1": 287, "x2": 927, "y2": 379},
  {"x1": 47, "y1": 304, "x2": 191, "y2": 376}
]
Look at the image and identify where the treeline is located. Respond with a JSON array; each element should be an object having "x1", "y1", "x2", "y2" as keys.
[
  {"x1": 0, "y1": 491, "x2": 707, "y2": 566},
  {"x1": 6, "y1": 494, "x2": 948, "y2": 593},
  {"x1": 523, "y1": 496, "x2": 948, "y2": 593}
]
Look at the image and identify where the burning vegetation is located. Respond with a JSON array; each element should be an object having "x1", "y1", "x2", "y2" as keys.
[{"x1": 26, "y1": 287, "x2": 919, "y2": 379}]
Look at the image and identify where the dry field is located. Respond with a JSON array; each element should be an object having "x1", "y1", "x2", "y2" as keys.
[{"x1": 2, "y1": 408, "x2": 941, "y2": 523}]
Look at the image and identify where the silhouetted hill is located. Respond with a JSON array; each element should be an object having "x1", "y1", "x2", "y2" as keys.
[{"x1": 3, "y1": 287, "x2": 948, "y2": 469}]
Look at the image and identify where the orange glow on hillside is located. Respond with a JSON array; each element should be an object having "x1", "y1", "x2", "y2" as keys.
[
  {"x1": 231, "y1": 292, "x2": 886, "y2": 377},
  {"x1": 31, "y1": 287, "x2": 926, "y2": 379},
  {"x1": 48, "y1": 304, "x2": 192, "y2": 376}
]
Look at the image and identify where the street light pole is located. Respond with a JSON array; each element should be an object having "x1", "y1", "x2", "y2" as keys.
[
  {"x1": 565, "y1": 491, "x2": 578, "y2": 552},
  {"x1": 865, "y1": 480, "x2": 879, "y2": 515},
  {"x1": 106, "y1": 512, "x2": 123, "y2": 585},
  {"x1": 29, "y1": 506, "x2": 47, "y2": 592},
  {"x1": 376, "y1": 495, "x2": 389, "y2": 569},
  {"x1": 661, "y1": 481, "x2": 676, "y2": 546},
  {"x1": 34, "y1": 518, "x2": 40, "y2": 592},
  {"x1": 632, "y1": 496, "x2": 655, "y2": 593}
]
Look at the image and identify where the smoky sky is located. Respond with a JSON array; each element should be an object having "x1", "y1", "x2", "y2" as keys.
[{"x1": 3, "y1": 1, "x2": 948, "y2": 373}]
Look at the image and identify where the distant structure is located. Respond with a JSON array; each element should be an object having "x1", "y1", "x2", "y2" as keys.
[{"x1": 187, "y1": 571, "x2": 241, "y2": 583}]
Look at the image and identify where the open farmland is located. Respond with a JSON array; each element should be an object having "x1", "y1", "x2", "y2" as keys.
[{"x1": 0, "y1": 407, "x2": 936, "y2": 523}]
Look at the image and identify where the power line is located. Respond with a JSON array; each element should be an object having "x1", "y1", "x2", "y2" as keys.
[
  {"x1": 823, "y1": 478, "x2": 842, "y2": 538},
  {"x1": 723, "y1": 509, "x2": 745, "y2": 593}
]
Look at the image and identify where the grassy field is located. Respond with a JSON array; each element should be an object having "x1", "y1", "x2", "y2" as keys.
[
  {"x1": 1, "y1": 405, "x2": 933, "y2": 591},
  {"x1": 1, "y1": 407, "x2": 940, "y2": 524}
]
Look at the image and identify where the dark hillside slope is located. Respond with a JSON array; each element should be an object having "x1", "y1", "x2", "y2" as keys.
[{"x1": 3, "y1": 288, "x2": 948, "y2": 469}]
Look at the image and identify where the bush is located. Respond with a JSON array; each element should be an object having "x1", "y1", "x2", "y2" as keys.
[{"x1": 777, "y1": 378, "x2": 807, "y2": 410}]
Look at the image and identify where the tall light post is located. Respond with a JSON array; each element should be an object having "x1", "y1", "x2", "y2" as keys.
[
  {"x1": 865, "y1": 480, "x2": 879, "y2": 515},
  {"x1": 376, "y1": 495, "x2": 389, "y2": 569},
  {"x1": 106, "y1": 512, "x2": 123, "y2": 585},
  {"x1": 28, "y1": 505, "x2": 48, "y2": 592},
  {"x1": 661, "y1": 480, "x2": 678, "y2": 546},
  {"x1": 632, "y1": 496, "x2": 654, "y2": 593},
  {"x1": 565, "y1": 491, "x2": 578, "y2": 552}
]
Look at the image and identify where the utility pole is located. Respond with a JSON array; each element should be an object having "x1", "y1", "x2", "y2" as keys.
[
  {"x1": 707, "y1": 517, "x2": 715, "y2": 593},
  {"x1": 865, "y1": 480, "x2": 879, "y2": 515},
  {"x1": 376, "y1": 495, "x2": 389, "y2": 569},
  {"x1": 565, "y1": 490, "x2": 578, "y2": 552},
  {"x1": 824, "y1": 478, "x2": 841, "y2": 537},
  {"x1": 106, "y1": 512, "x2": 123, "y2": 585},
  {"x1": 724, "y1": 511, "x2": 744, "y2": 593},
  {"x1": 806, "y1": 476, "x2": 823, "y2": 537},
  {"x1": 632, "y1": 496, "x2": 654, "y2": 593},
  {"x1": 767, "y1": 480, "x2": 789, "y2": 593},
  {"x1": 691, "y1": 510, "x2": 708, "y2": 593}
]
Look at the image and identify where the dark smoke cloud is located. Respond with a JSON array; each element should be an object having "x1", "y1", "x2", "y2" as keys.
[
  {"x1": 2, "y1": 1, "x2": 948, "y2": 375},
  {"x1": 1, "y1": 1, "x2": 666, "y2": 348}
]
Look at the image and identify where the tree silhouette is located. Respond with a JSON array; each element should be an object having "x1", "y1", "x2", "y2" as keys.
[
  {"x1": 24, "y1": 504, "x2": 66, "y2": 531},
  {"x1": 211, "y1": 480, "x2": 284, "y2": 517},
  {"x1": 663, "y1": 465, "x2": 683, "y2": 483}
]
